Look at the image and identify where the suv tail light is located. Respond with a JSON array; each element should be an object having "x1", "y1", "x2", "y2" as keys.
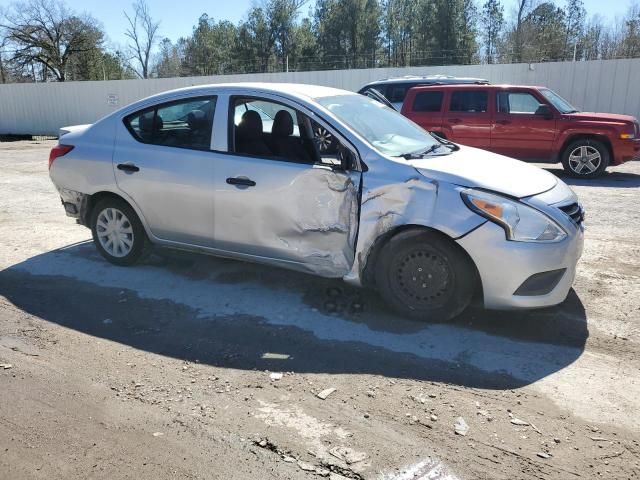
[{"x1": 49, "y1": 144, "x2": 74, "y2": 169}]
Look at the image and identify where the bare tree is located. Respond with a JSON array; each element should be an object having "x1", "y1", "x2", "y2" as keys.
[
  {"x1": 513, "y1": 0, "x2": 531, "y2": 62},
  {"x1": 124, "y1": 0, "x2": 159, "y2": 79},
  {"x1": 0, "y1": 35, "x2": 7, "y2": 83},
  {"x1": 0, "y1": 0, "x2": 103, "y2": 82}
]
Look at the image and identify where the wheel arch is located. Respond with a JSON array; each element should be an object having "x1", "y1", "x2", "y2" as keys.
[
  {"x1": 559, "y1": 133, "x2": 613, "y2": 162},
  {"x1": 360, "y1": 224, "x2": 483, "y2": 301},
  {"x1": 83, "y1": 190, "x2": 153, "y2": 241}
]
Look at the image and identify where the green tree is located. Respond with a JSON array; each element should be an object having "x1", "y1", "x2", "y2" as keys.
[
  {"x1": 481, "y1": 0, "x2": 504, "y2": 64},
  {"x1": 1, "y1": 0, "x2": 105, "y2": 81},
  {"x1": 267, "y1": 0, "x2": 307, "y2": 71},
  {"x1": 314, "y1": 0, "x2": 381, "y2": 69},
  {"x1": 154, "y1": 38, "x2": 183, "y2": 78},
  {"x1": 563, "y1": 0, "x2": 586, "y2": 60},
  {"x1": 182, "y1": 14, "x2": 238, "y2": 76}
]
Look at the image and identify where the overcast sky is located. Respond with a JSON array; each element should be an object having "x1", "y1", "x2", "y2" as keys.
[{"x1": 60, "y1": 0, "x2": 635, "y2": 48}]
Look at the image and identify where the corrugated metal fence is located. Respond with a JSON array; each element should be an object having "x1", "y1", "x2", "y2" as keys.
[{"x1": 1, "y1": 58, "x2": 639, "y2": 135}]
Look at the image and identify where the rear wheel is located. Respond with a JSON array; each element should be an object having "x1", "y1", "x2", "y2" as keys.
[
  {"x1": 374, "y1": 230, "x2": 475, "y2": 322},
  {"x1": 90, "y1": 197, "x2": 147, "y2": 266},
  {"x1": 561, "y1": 139, "x2": 609, "y2": 179}
]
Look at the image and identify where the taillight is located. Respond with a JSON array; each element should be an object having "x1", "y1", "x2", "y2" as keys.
[{"x1": 49, "y1": 144, "x2": 74, "y2": 169}]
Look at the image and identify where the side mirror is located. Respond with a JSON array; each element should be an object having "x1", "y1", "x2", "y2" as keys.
[{"x1": 535, "y1": 104, "x2": 553, "y2": 119}]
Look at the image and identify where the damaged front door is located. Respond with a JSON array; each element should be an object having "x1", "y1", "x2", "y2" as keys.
[{"x1": 212, "y1": 96, "x2": 361, "y2": 277}]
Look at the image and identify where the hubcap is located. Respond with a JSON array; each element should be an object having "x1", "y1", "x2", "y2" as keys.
[
  {"x1": 568, "y1": 145, "x2": 601, "y2": 175},
  {"x1": 394, "y1": 249, "x2": 452, "y2": 306},
  {"x1": 314, "y1": 127, "x2": 333, "y2": 152},
  {"x1": 96, "y1": 208, "x2": 134, "y2": 258}
]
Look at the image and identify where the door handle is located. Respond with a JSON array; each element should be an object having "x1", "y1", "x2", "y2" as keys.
[
  {"x1": 496, "y1": 119, "x2": 511, "y2": 125},
  {"x1": 447, "y1": 118, "x2": 462, "y2": 124},
  {"x1": 117, "y1": 163, "x2": 140, "y2": 173},
  {"x1": 226, "y1": 177, "x2": 256, "y2": 187}
]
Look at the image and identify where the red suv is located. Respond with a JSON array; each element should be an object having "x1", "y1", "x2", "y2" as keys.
[{"x1": 401, "y1": 84, "x2": 640, "y2": 178}]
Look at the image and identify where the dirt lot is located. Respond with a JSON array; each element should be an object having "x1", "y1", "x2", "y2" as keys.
[{"x1": 0, "y1": 139, "x2": 639, "y2": 480}]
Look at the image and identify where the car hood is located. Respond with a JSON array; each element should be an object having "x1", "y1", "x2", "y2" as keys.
[
  {"x1": 566, "y1": 112, "x2": 637, "y2": 124},
  {"x1": 408, "y1": 145, "x2": 557, "y2": 198}
]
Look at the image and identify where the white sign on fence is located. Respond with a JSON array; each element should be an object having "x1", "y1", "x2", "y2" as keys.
[{"x1": 107, "y1": 94, "x2": 119, "y2": 106}]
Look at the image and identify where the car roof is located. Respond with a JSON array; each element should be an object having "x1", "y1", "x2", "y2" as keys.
[
  {"x1": 364, "y1": 75, "x2": 489, "y2": 86},
  {"x1": 133, "y1": 82, "x2": 352, "y2": 107}
]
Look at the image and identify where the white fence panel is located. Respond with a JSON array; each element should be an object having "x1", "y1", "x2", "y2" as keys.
[{"x1": 0, "y1": 58, "x2": 638, "y2": 135}]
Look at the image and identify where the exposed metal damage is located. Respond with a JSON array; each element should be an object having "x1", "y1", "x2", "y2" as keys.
[
  {"x1": 344, "y1": 172, "x2": 439, "y2": 286},
  {"x1": 57, "y1": 188, "x2": 88, "y2": 221}
]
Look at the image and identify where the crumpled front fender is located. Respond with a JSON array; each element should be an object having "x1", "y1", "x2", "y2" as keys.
[{"x1": 344, "y1": 167, "x2": 485, "y2": 286}]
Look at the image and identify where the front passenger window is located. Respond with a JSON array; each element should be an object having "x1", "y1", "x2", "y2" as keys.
[
  {"x1": 231, "y1": 97, "x2": 315, "y2": 164},
  {"x1": 497, "y1": 92, "x2": 544, "y2": 114}
]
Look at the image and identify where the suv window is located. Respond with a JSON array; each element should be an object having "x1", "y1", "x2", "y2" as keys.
[
  {"x1": 449, "y1": 91, "x2": 488, "y2": 113},
  {"x1": 412, "y1": 91, "x2": 444, "y2": 112},
  {"x1": 387, "y1": 84, "x2": 409, "y2": 103},
  {"x1": 497, "y1": 92, "x2": 542, "y2": 114},
  {"x1": 125, "y1": 96, "x2": 216, "y2": 150}
]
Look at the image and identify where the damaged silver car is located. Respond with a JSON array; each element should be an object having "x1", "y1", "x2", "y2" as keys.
[{"x1": 49, "y1": 83, "x2": 584, "y2": 320}]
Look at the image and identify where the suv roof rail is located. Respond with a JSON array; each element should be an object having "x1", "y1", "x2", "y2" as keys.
[{"x1": 369, "y1": 75, "x2": 489, "y2": 84}]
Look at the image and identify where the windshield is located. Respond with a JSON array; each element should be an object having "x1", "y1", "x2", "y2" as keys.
[
  {"x1": 540, "y1": 88, "x2": 579, "y2": 114},
  {"x1": 316, "y1": 94, "x2": 440, "y2": 157}
]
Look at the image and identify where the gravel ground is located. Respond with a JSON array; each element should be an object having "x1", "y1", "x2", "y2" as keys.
[{"x1": 0, "y1": 140, "x2": 639, "y2": 480}]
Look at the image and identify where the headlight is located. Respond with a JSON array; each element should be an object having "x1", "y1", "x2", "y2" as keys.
[{"x1": 461, "y1": 189, "x2": 567, "y2": 243}]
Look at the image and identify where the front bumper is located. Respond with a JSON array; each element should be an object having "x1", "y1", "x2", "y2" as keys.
[
  {"x1": 457, "y1": 221, "x2": 584, "y2": 310},
  {"x1": 615, "y1": 138, "x2": 640, "y2": 164}
]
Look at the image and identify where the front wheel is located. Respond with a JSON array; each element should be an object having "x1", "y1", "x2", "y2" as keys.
[
  {"x1": 374, "y1": 230, "x2": 476, "y2": 322},
  {"x1": 561, "y1": 139, "x2": 609, "y2": 179},
  {"x1": 90, "y1": 197, "x2": 148, "y2": 266}
]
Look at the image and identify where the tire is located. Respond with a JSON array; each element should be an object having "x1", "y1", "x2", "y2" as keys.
[
  {"x1": 561, "y1": 139, "x2": 609, "y2": 179},
  {"x1": 90, "y1": 197, "x2": 148, "y2": 266},
  {"x1": 374, "y1": 230, "x2": 476, "y2": 322}
]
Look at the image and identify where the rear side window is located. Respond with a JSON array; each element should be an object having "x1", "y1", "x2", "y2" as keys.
[
  {"x1": 387, "y1": 84, "x2": 409, "y2": 103},
  {"x1": 125, "y1": 96, "x2": 216, "y2": 150},
  {"x1": 497, "y1": 92, "x2": 542, "y2": 114},
  {"x1": 449, "y1": 91, "x2": 488, "y2": 113},
  {"x1": 412, "y1": 91, "x2": 444, "y2": 112}
]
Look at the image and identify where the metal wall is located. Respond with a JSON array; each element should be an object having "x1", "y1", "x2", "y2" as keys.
[{"x1": 1, "y1": 58, "x2": 639, "y2": 135}]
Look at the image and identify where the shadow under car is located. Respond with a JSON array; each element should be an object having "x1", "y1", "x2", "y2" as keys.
[{"x1": 0, "y1": 241, "x2": 589, "y2": 390}]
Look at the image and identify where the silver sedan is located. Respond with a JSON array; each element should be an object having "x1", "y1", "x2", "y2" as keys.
[{"x1": 49, "y1": 83, "x2": 584, "y2": 320}]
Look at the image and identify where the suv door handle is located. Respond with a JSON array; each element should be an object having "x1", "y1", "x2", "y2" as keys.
[
  {"x1": 447, "y1": 118, "x2": 462, "y2": 124},
  {"x1": 117, "y1": 163, "x2": 140, "y2": 173},
  {"x1": 226, "y1": 177, "x2": 256, "y2": 187},
  {"x1": 496, "y1": 119, "x2": 511, "y2": 125}
]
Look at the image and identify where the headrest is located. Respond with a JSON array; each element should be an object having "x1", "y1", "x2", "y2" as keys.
[
  {"x1": 187, "y1": 109, "x2": 207, "y2": 130},
  {"x1": 272, "y1": 110, "x2": 294, "y2": 137},
  {"x1": 139, "y1": 113, "x2": 163, "y2": 133},
  {"x1": 237, "y1": 110, "x2": 263, "y2": 139}
]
